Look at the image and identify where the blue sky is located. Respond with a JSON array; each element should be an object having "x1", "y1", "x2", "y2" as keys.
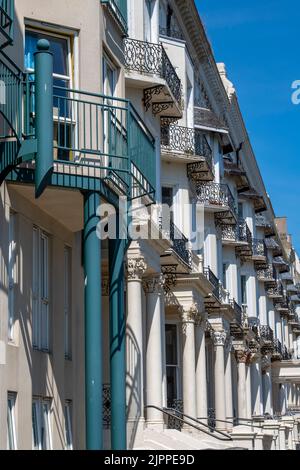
[{"x1": 196, "y1": 0, "x2": 300, "y2": 252}]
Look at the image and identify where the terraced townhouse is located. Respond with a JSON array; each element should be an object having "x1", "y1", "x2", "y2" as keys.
[{"x1": 0, "y1": 0, "x2": 300, "y2": 450}]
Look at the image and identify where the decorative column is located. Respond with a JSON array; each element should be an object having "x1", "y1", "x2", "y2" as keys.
[
  {"x1": 83, "y1": 191, "x2": 102, "y2": 450},
  {"x1": 251, "y1": 360, "x2": 263, "y2": 417},
  {"x1": 212, "y1": 331, "x2": 227, "y2": 431},
  {"x1": 144, "y1": 276, "x2": 164, "y2": 428},
  {"x1": 262, "y1": 357, "x2": 273, "y2": 416},
  {"x1": 246, "y1": 364, "x2": 252, "y2": 419},
  {"x1": 126, "y1": 257, "x2": 147, "y2": 446},
  {"x1": 181, "y1": 304, "x2": 198, "y2": 421},
  {"x1": 195, "y1": 314, "x2": 208, "y2": 423},
  {"x1": 109, "y1": 235, "x2": 127, "y2": 450},
  {"x1": 224, "y1": 337, "x2": 234, "y2": 430},
  {"x1": 235, "y1": 349, "x2": 249, "y2": 422}
]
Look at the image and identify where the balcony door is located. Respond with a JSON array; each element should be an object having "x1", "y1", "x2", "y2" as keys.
[
  {"x1": 165, "y1": 324, "x2": 180, "y2": 407},
  {"x1": 144, "y1": 0, "x2": 154, "y2": 42}
]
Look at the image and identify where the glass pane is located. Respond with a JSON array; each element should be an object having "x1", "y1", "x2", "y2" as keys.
[
  {"x1": 32, "y1": 402, "x2": 39, "y2": 450},
  {"x1": 166, "y1": 366, "x2": 177, "y2": 403},
  {"x1": 165, "y1": 324, "x2": 177, "y2": 365},
  {"x1": 65, "y1": 404, "x2": 73, "y2": 450},
  {"x1": 7, "y1": 398, "x2": 15, "y2": 450},
  {"x1": 42, "y1": 403, "x2": 50, "y2": 450},
  {"x1": 25, "y1": 31, "x2": 69, "y2": 76}
]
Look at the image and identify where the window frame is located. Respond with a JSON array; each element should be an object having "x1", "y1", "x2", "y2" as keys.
[
  {"x1": 7, "y1": 392, "x2": 17, "y2": 450},
  {"x1": 240, "y1": 274, "x2": 247, "y2": 306},
  {"x1": 32, "y1": 397, "x2": 52, "y2": 451},
  {"x1": 8, "y1": 211, "x2": 17, "y2": 342},
  {"x1": 64, "y1": 246, "x2": 72, "y2": 360},
  {"x1": 32, "y1": 227, "x2": 50, "y2": 352},
  {"x1": 64, "y1": 401, "x2": 73, "y2": 450}
]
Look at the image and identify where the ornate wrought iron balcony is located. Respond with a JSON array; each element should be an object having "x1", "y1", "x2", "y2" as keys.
[
  {"x1": 255, "y1": 214, "x2": 275, "y2": 237},
  {"x1": 259, "y1": 325, "x2": 274, "y2": 343},
  {"x1": 252, "y1": 239, "x2": 267, "y2": 258},
  {"x1": 267, "y1": 283, "x2": 284, "y2": 299},
  {"x1": 272, "y1": 338, "x2": 283, "y2": 360},
  {"x1": 282, "y1": 345, "x2": 292, "y2": 361},
  {"x1": 195, "y1": 182, "x2": 237, "y2": 223},
  {"x1": 230, "y1": 300, "x2": 243, "y2": 326},
  {"x1": 203, "y1": 267, "x2": 230, "y2": 306},
  {"x1": 0, "y1": 0, "x2": 14, "y2": 49},
  {"x1": 257, "y1": 264, "x2": 277, "y2": 284},
  {"x1": 159, "y1": 26, "x2": 184, "y2": 41},
  {"x1": 101, "y1": 0, "x2": 128, "y2": 35},
  {"x1": 159, "y1": 218, "x2": 192, "y2": 268},
  {"x1": 221, "y1": 219, "x2": 252, "y2": 245},
  {"x1": 161, "y1": 124, "x2": 211, "y2": 160},
  {"x1": 275, "y1": 297, "x2": 290, "y2": 313},
  {"x1": 124, "y1": 38, "x2": 182, "y2": 116}
]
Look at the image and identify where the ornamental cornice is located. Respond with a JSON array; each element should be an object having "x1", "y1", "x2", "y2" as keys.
[{"x1": 127, "y1": 257, "x2": 147, "y2": 281}]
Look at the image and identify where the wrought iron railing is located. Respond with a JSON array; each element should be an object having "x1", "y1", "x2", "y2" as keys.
[
  {"x1": 0, "y1": 0, "x2": 14, "y2": 48},
  {"x1": 203, "y1": 267, "x2": 229, "y2": 303},
  {"x1": 208, "y1": 408, "x2": 216, "y2": 430},
  {"x1": 0, "y1": 53, "x2": 24, "y2": 183},
  {"x1": 257, "y1": 264, "x2": 277, "y2": 282},
  {"x1": 273, "y1": 338, "x2": 283, "y2": 357},
  {"x1": 101, "y1": 0, "x2": 128, "y2": 34},
  {"x1": 161, "y1": 124, "x2": 212, "y2": 165},
  {"x1": 167, "y1": 399, "x2": 184, "y2": 431},
  {"x1": 169, "y1": 221, "x2": 192, "y2": 267},
  {"x1": 221, "y1": 219, "x2": 252, "y2": 244},
  {"x1": 103, "y1": 384, "x2": 111, "y2": 428},
  {"x1": 259, "y1": 325, "x2": 274, "y2": 342},
  {"x1": 21, "y1": 79, "x2": 156, "y2": 199},
  {"x1": 124, "y1": 38, "x2": 182, "y2": 105},
  {"x1": 252, "y1": 239, "x2": 267, "y2": 257},
  {"x1": 195, "y1": 182, "x2": 236, "y2": 215},
  {"x1": 159, "y1": 26, "x2": 184, "y2": 41},
  {"x1": 267, "y1": 283, "x2": 284, "y2": 298},
  {"x1": 282, "y1": 345, "x2": 292, "y2": 361},
  {"x1": 230, "y1": 299, "x2": 242, "y2": 326}
]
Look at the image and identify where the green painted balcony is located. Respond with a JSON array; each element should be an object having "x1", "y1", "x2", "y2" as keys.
[
  {"x1": 0, "y1": 0, "x2": 14, "y2": 49},
  {"x1": 101, "y1": 0, "x2": 128, "y2": 35},
  {"x1": 0, "y1": 56, "x2": 156, "y2": 203}
]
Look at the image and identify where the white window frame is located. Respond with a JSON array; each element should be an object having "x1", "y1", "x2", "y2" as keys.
[
  {"x1": 32, "y1": 397, "x2": 52, "y2": 450},
  {"x1": 102, "y1": 54, "x2": 116, "y2": 98},
  {"x1": 7, "y1": 393, "x2": 17, "y2": 450},
  {"x1": 25, "y1": 28, "x2": 73, "y2": 89},
  {"x1": 8, "y1": 212, "x2": 17, "y2": 341},
  {"x1": 64, "y1": 401, "x2": 73, "y2": 450},
  {"x1": 33, "y1": 227, "x2": 50, "y2": 352},
  {"x1": 64, "y1": 247, "x2": 72, "y2": 360}
]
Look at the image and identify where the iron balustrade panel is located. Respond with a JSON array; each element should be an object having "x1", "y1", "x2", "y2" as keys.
[
  {"x1": 169, "y1": 220, "x2": 192, "y2": 267},
  {"x1": 259, "y1": 325, "x2": 274, "y2": 342},
  {"x1": 252, "y1": 238, "x2": 267, "y2": 257},
  {"x1": 230, "y1": 300, "x2": 242, "y2": 326},
  {"x1": 273, "y1": 338, "x2": 283, "y2": 357},
  {"x1": 124, "y1": 38, "x2": 182, "y2": 106},
  {"x1": 103, "y1": 384, "x2": 111, "y2": 428},
  {"x1": 101, "y1": 0, "x2": 128, "y2": 34},
  {"x1": 221, "y1": 219, "x2": 252, "y2": 244},
  {"x1": 282, "y1": 345, "x2": 292, "y2": 360},
  {"x1": 204, "y1": 267, "x2": 221, "y2": 301},
  {"x1": 196, "y1": 182, "x2": 236, "y2": 215},
  {"x1": 257, "y1": 264, "x2": 277, "y2": 282},
  {"x1": 161, "y1": 124, "x2": 212, "y2": 161},
  {"x1": 24, "y1": 81, "x2": 156, "y2": 199},
  {"x1": 159, "y1": 26, "x2": 184, "y2": 41},
  {"x1": 0, "y1": 0, "x2": 14, "y2": 48},
  {"x1": 0, "y1": 54, "x2": 24, "y2": 182},
  {"x1": 167, "y1": 399, "x2": 184, "y2": 431},
  {"x1": 267, "y1": 283, "x2": 284, "y2": 298}
]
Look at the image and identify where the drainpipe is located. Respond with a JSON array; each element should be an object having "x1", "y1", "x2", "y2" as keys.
[
  {"x1": 34, "y1": 40, "x2": 53, "y2": 198},
  {"x1": 83, "y1": 191, "x2": 103, "y2": 449},
  {"x1": 109, "y1": 232, "x2": 127, "y2": 450}
]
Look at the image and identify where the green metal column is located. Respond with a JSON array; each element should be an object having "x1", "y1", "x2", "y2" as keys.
[
  {"x1": 34, "y1": 39, "x2": 53, "y2": 198},
  {"x1": 83, "y1": 191, "x2": 103, "y2": 450},
  {"x1": 109, "y1": 230, "x2": 127, "y2": 450}
]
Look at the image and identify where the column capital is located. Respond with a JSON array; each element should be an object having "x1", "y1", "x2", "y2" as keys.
[
  {"x1": 235, "y1": 349, "x2": 250, "y2": 364},
  {"x1": 180, "y1": 302, "x2": 204, "y2": 324},
  {"x1": 127, "y1": 257, "x2": 147, "y2": 281},
  {"x1": 143, "y1": 275, "x2": 163, "y2": 294},
  {"x1": 212, "y1": 331, "x2": 227, "y2": 347}
]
